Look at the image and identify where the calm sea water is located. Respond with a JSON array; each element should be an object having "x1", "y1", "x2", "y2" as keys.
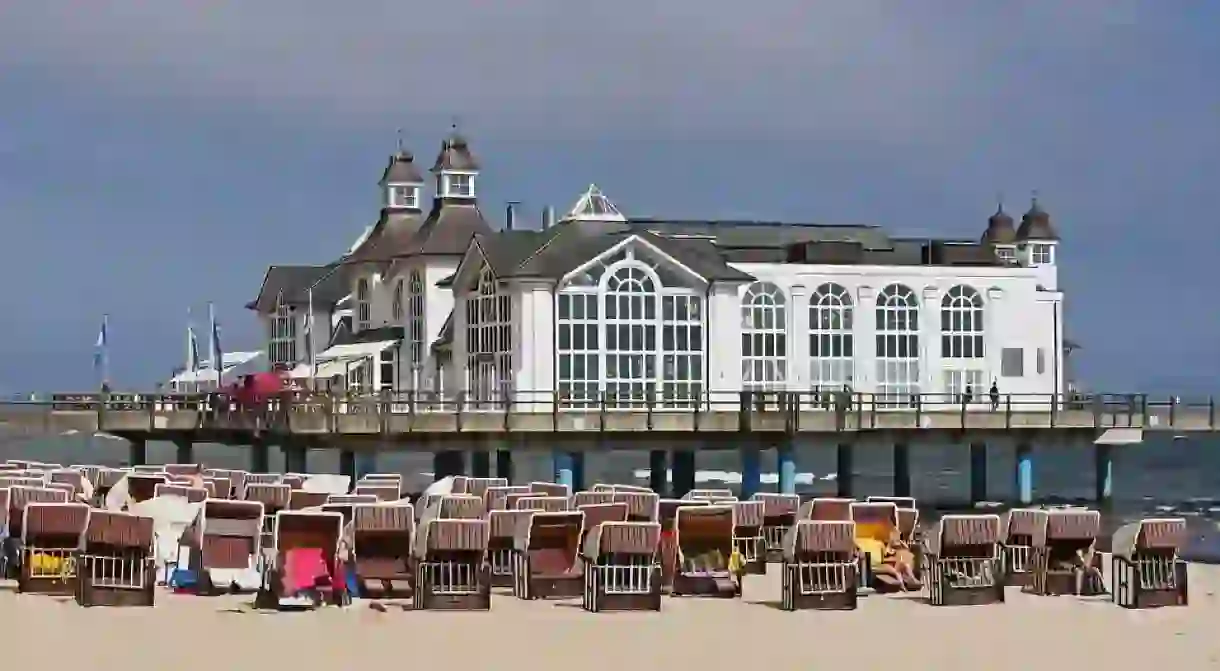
[{"x1": 4, "y1": 429, "x2": 1220, "y2": 560}]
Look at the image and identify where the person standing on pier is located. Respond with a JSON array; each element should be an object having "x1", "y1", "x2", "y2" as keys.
[{"x1": 989, "y1": 380, "x2": 1000, "y2": 411}]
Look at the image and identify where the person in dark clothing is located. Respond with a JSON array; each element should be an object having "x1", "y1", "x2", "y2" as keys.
[
  {"x1": 989, "y1": 380, "x2": 1000, "y2": 411},
  {"x1": 964, "y1": 384, "x2": 974, "y2": 404}
]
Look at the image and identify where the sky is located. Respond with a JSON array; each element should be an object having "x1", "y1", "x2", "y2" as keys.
[{"x1": 0, "y1": 1, "x2": 1217, "y2": 395}]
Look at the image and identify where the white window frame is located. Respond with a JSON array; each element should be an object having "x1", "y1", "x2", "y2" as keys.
[
  {"x1": 389, "y1": 184, "x2": 419, "y2": 209},
  {"x1": 875, "y1": 283, "x2": 920, "y2": 408},
  {"x1": 1030, "y1": 243, "x2": 1053, "y2": 266},
  {"x1": 408, "y1": 269, "x2": 426, "y2": 369},
  {"x1": 741, "y1": 282, "x2": 787, "y2": 391},
  {"x1": 465, "y1": 267, "x2": 512, "y2": 407},
  {"x1": 809, "y1": 282, "x2": 854, "y2": 398},
  {"x1": 940, "y1": 284, "x2": 985, "y2": 403},
  {"x1": 269, "y1": 301, "x2": 297, "y2": 368},
  {"x1": 442, "y1": 172, "x2": 475, "y2": 198},
  {"x1": 356, "y1": 277, "x2": 371, "y2": 330},
  {"x1": 391, "y1": 278, "x2": 404, "y2": 322}
]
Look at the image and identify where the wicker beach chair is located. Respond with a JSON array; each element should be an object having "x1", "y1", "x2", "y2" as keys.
[
  {"x1": 850, "y1": 501, "x2": 899, "y2": 589},
  {"x1": 450, "y1": 476, "x2": 471, "y2": 495},
  {"x1": 153, "y1": 483, "x2": 209, "y2": 503},
  {"x1": 243, "y1": 482, "x2": 292, "y2": 551},
  {"x1": 613, "y1": 490, "x2": 660, "y2": 522},
  {"x1": 733, "y1": 500, "x2": 767, "y2": 575},
  {"x1": 411, "y1": 518, "x2": 491, "y2": 610},
  {"x1": 289, "y1": 490, "x2": 329, "y2": 510},
  {"x1": 164, "y1": 463, "x2": 202, "y2": 477},
  {"x1": 780, "y1": 520, "x2": 858, "y2": 610},
  {"x1": 514, "y1": 495, "x2": 569, "y2": 512},
  {"x1": 580, "y1": 521, "x2": 662, "y2": 613},
  {"x1": 76, "y1": 511, "x2": 157, "y2": 607},
  {"x1": 1029, "y1": 508, "x2": 1104, "y2": 596},
  {"x1": 483, "y1": 485, "x2": 531, "y2": 512},
  {"x1": 1000, "y1": 508, "x2": 1047, "y2": 587},
  {"x1": 257, "y1": 510, "x2": 346, "y2": 609},
  {"x1": 19, "y1": 501, "x2": 89, "y2": 595},
  {"x1": 203, "y1": 468, "x2": 246, "y2": 498},
  {"x1": 48, "y1": 468, "x2": 88, "y2": 500},
  {"x1": 193, "y1": 499, "x2": 264, "y2": 594},
  {"x1": 576, "y1": 502, "x2": 628, "y2": 551},
  {"x1": 529, "y1": 482, "x2": 570, "y2": 498},
  {"x1": 572, "y1": 490, "x2": 616, "y2": 508},
  {"x1": 327, "y1": 493, "x2": 379, "y2": 505},
  {"x1": 1112, "y1": 517, "x2": 1188, "y2": 608},
  {"x1": 354, "y1": 482, "x2": 401, "y2": 502},
  {"x1": 867, "y1": 495, "x2": 916, "y2": 509},
  {"x1": 433, "y1": 494, "x2": 485, "y2": 520},
  {"x1": 126, "y1": 473, "x2": 166, "y2": 503},
  {"x1": 672, "y1": 505, "x2": 740, "y2": 598},
  {"x1": 923, "y1": 514, "x2": 1005, "y2": 606},
  {"x1": 512, "y1": 510, "x2": 585, "y2": 600},
  {"x1": 465, "y1": 477, "x2": 507, "y2": 500},
  {"x1": 352, "y1": 502, "x2": 415, "y2": 598},
  {"x1": 683, "y1": 488, "x2": 733, "y2": 501},
  {"x1": 752, "y1": 493, "x2": 801, "y2": 562},
  {"x1": 488, "y1": 510, "x2": 534, "y2": 587},
  {"x1": 800, "y1": 497, "x2": 855, "y2": 522},
  {"x1": 658, "y1": 498, "x2": 708, "y2": 592},
  {"x1": 281, "y1": 474, "x2": 306, "y2": 490}
]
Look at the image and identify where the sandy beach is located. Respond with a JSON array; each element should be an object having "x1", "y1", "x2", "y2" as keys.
[{"x1": 0, "y1": 559, "x2": 1212, "y2": 670}]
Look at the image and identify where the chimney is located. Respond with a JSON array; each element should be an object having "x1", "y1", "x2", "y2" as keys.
[
  {"x1": 544, "y1": 205, "x2": 556, "y2": 229},
  {"x1": 505, "y1": 201, "x2": 519, "y2": 231}
]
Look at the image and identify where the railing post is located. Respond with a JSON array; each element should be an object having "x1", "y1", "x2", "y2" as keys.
[
  {"x1": 1210, "y1": 396, "x2": 1216, "y2": 431},
  {"x1": 408, "y1": 389, "x2": 416, "y2": 417},
  {"x1": 692, "y1": 390, "x2": 703, "y2": 432},
  {"x1": 1169, "y1": 395, "x2": 1177, "y2": 428},
  {"x1": 552, "y1": 390, "x2": 560, "y2": 432},
  {"x1": 1091, "y1": 394, "x2": 1102, "y2": 430},
  {"x1": 456, "y1": 391, "x2": 465, "y2": 432},
  {"x1": 1140, "y1": 394, "x2": 1148, "y2": 428},
  {"x1": 913, "y1": 394, "x2": 922, "y2": 429},
  {"x1": 645, "y1": 389, "x2": 654, "y2": 432},
  {"x1": 598, "y1": 391, "x2": 608, "y2": 432},
  {"x1": 959, "y1": 393, "x2": 967, "y2": 430},
  {"x1": 1005, "y1": 394, "x2": 1012, "y2": 429}
]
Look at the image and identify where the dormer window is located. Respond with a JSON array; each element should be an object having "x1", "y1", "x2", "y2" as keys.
[
  {"x1": 441, "y1": 172, "x2": 475, "y2": 198},
  {"x1": 389, "y1": 184, "x2": 419, "y2": 209},
  {"x1": 1029, "y1": 243, "x2": 1054, "y2": 266},
  {"x1": 995, "y1": 246, "x2": 1017, "y2": 263}
]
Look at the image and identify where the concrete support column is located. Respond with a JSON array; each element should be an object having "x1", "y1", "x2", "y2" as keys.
[
  {"x1": 553, "y1": 451, "x2": 575, "y2": 489},
  {"x1": 1015, "y1": 442, "x2": 1033, "y2": 505},
  {"x1": 892, "y1": 443, "x2": 911, "y2": 498},
  {"x1": 496, "y1": 449, "x2": 513, "y2": 484},
  {"x1": 672, "y1": 450, "x2": 696, "y2": 498},
  {"x1": 172, "y1": 437, "x2": 193, "y2": 464},
  {"x1": 128, "y1": 438, "x2": 147, "y2": 467},
  {"x1": 355, "y1": 453, "x2": 378, "y2": 480},
  {"x1": 1094, "y1": 443, "x2": 1113, "y2": 505},
  {"x1": 649, "y1": 450, "x2": 667, "y2": 494},
  {"x1": 250, "y1": 439, "x2": 270, "y2": 474},
  {"x1": 571, "y1": 452, "x2": 586, "y2": 492},
  {"x1": 836, "y1": 443, "x2": 854, "y2": 498},
  {"x1": 434, "y1": 451, "x2": 465, "y2": 480},
  {"x1": 470, "y1": 451, "x2": 491, "y2": 478},
  {"x1": 339, "y1": 450, "x2": 356, "y2": 489},
  {"x1": 283, "y1": 444, "x2": 308, "y2": 474},
  {"x1": 777, "y1": 442, "x2": 796, "y2": 496},
  {"x1": 969, "y1": 442, "x2": 988, "y2": 504},
  {"x1": 740, "y1": 445, "x2": 762, "y2": 499}
]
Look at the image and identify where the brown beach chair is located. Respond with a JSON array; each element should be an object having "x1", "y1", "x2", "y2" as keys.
[
  {"x1": 867, "y1": 495, "x2": 916, "y2": 509},
  {"x1": 193, "y1": 499, "x2": 264, "y2": 594},
  {"x1": 132, "y1": 465, "x2": 165, "y2": 475},
  {"x1": 354, "y1": 483, "x2": 402, "y2": 501},
  {"x1": 327, "y1": 494, "x2": 379, "y2": 505},
  {"x1": 411, "y1": 518, "x2": 492, "y2": 610},
  {"x1": 590, "y1": 484, "x2": 616, "y2": 492},
  {"x1": 93, "y1": 468, "x2": 126, "y2": 502},
  {"x1": 580, "y1": 521, "x2": 662, "y2": 612},
  {"x1": 126, "y1": 473, "x2": 166, "y2": 503},
  {"x1": 923, "y1": 514, "x2": 1005, "y2": 606},
  {"x1": 435, "y1": 494, "x2": 485, "y2": 519},
  {"x1": 8, "y1": 485, "x2": 69, "y2": 544},
  {"x1": 204, "y1": 468, "x2": 246, "y2": 497},
  {"x1": 529, "y1": 482, "x2": 571, "y2": 498},
  {"x1": 242, "y1": 482, "x2": 292, "y2": 550},
  {"x1": 488, "y1": 510, "x2": 534, "y2": 587},
  {"x1": 659, "y1": 498, "x2": 708, "y2": 591},
  {"x1": 572, "y1": 490, "x2": 615, "y2": 508},
  {"x1": 683, "y1": 488, "x2": 732, "y2": 501},
  {"x1": 289, "y1": 490, "x2": 329, "y2": 510},
  {"x1": 164, "y1": 463, "x2": 202, "y2": 477},
  {"x1": 733, "y1": 500, "x2": 767, "y2": 575},
  {"x1": 1112, "y1": 517, "x2": 1188, "y2": 608},
  {"x1": 512, "y1": 511, "x2": 585, "y2": 600},
  {"x1": 576, "y1": 502, "x2": 629, "y2": 550},
  {"x1": 613, "y1": 490, "x2": 660, "y2": 521},
  {"x1": 503, "y1": 491, "x2": 538, "y2": 511},
  {"x1": 999, "y1": 508, "x2": 1047, "y2": 587},
  {"x1": 780, "y1": 520, "x2": 858, "y2": 610},
  {"x1": 281, "y1": 474, "x2": 306, "y2": 490},
  {"x1": 450, "y1": 476, "x2": 471, "y2": 494},
  {"x1": 46, "y1": 482, "x2": 76, "y2": 499},
  {"x1": 1029, "y1": 508, "x2": 1104, "y2": 596},
  {"x1": 48, "y1": 469, "x2": 87, "y2": 499},
  {"x1": 19, "y1": 501, "x2": 89, "y2": 595},
  {"x1": 76, "y1": 511, "x2": 157, "y2": 607},
  {"x1": 483, "y1": 485, "x2": 531, "y2": 512},
  {"x1": 850, "y1": 501, "x2": 899, "y2": 590},
  {"x1": 244, "y1": 472, "x2": 282, "y2": 486},
  {"x1": 514, "y1": 495, "x2": 569, "y2": 512},
  {"x1": 353, "y1": 503, "x2": 415, "y2": 598},
  {"x1": 801, "y1": 497, "x2": 855, "y2": 521},
  {"x1": 672, "y1": 505, "x2": 740, "y2": 597},
  {"x1": 466, "y1": 477, "x2": 507, "y2": 500},
  {"x1": 154, "y1": 483, "x2": 209, "y2": 503},
  {"x1": 599, "y1": 483, "x2": 653, "y2": 494},
  {"x1": 203, "y1": 477, "x2": 231, "y2": 499},
  {"x1": 257, "y1": 510, "x2": 346, "y2": 609}
]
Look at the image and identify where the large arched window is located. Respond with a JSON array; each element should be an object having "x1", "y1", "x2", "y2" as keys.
[
  {"x1": 355, "y1": 277, "x2": 371, "y2": 330},
  {"x1": 810, "y1": 283, "x2": 853, "y2": 392},
  {"x1": 391, "y1": 278, "x2": 404, "y2": 322},
  {"x1": 875, "y1": 284, "x2": 919, "y2": 407},
  {"x1": 941, "y1": 285, "x2": 985, "y2": 400},
  {"x1": 741, "y1": 282, "x2": 787, "y2": 390},
  {"x1": 408, "y1": 270, "x2": 425, "y2": 370},
  {"x1": 557, "y1": 242, "x2": 703, "y2": 408},
  {"x1": 270, "y1": 299, "x2": 297, "y2": 367},
  {"x1": 465, "y1": 268, "x2": 512, "y2": 406}
]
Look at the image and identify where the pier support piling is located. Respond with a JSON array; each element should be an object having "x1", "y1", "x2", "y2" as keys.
[
  {"x1": 969, "y1": 442, "x2": 988, "y2": 504},
  {"x1": 892, "y1": 443, "x2": 911, "y2": 498},
  {"x1": 283, "y1": 444, "x2": 308, "y2": 474},
  {"x1": 496, "y1": 449, "x2": 513, "y2": 483},
  {"x1": 740, "y1": 445, "x2": 761, "y2": 499},
  {"x1": 172, "y1": 437, "x2": 193, "y2": 465},
  {"x1": 470, "y1": 451, "x2": 491, "y2": 478},
  {"x1": 339, "y1": 450, "x2": 356, "y2": 488},
  {"x1": 433, "y1": 451, "x2": 465, "y2": 480},
  {"x1": 672, "y1": 450, "x2": 696, "y2": 498},
  {"x1": 553, "y1": 451, "x2": 575, "y2": 489},
  {"x1": 355, "y1": 453, "x2": 378, "y2": 481},
  {"x1": 777, "y1": 443, "x2": 796, "y2": 496},
  {"x1": 649, "y1": 450, "x2": 667, "y2": 494},
  {"x1": 127, "y1": 438, "x2": 147, "y2": 467},
  {"x1": 250, "y1": 439, "x2": 270, "y2": 474},
  {"x1": 1094, "y1": 443, "x2": 1113, "y2": 505},
  {"x1": 1015, "y1": 442, "x2": 1033, "y2": 505},
  {"x1": 836, "y1": 443, "x2": 854, "y2": 498}
]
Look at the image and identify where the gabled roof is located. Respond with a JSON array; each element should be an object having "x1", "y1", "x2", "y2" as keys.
[
  {"x1": 380, "y1": 150, "x2": 424, "y2": 184},
  {"x1": 432, "y1": 132, "x2": 479, "y2": 172},
  {"x1": 345, "y1": 210, "x2": 426, "y2": 264},
  {"x1": 407, "y1": 201, "x2": 493, "y2": 256},
  {"x1": 246, "y1": 265, "x2": 348, "y2": 312}
]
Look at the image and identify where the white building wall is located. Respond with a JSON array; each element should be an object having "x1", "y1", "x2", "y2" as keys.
[
  {"x1": 509, "y1": 280, "x2": 556, "y2": 409},
  {"x1": 707, "y1": 282, "x2": 743, "y2": 406}
]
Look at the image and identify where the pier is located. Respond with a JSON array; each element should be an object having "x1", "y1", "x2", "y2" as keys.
[{"x1": 1, "y1": 390, "x2": 1214, "y2": 504}]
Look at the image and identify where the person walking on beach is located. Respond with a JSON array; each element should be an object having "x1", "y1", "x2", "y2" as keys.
[{"x1": 989, "y1": 380, "x2": 1000, "y2": 411}]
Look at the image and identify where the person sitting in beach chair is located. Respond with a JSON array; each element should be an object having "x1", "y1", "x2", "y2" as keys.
[{"x1": 856, "y1": 527, "x2": 921, "y2": 592}]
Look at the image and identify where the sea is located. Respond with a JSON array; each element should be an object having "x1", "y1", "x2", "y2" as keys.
[{"x1": 4, "y1": 429, "x2": 1220, "y2": 561}]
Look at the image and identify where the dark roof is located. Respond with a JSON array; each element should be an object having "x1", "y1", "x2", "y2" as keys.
[
  {"x1": 330, "y1": 325, "x2": 404, "y2": 347},
  {"x1": 981, "y1": 205, "x2": 1017, "y2": 245},
  {"x1": 345, "y1": 210, "x2": 425, "y2": 264},
  {"x1": 246, "y1": 265, "x2": 347, "y2": 312},
  {"x1": 408, "y1": 201, "x2": 493, "y2": 256},
  {"x1": 432, "y1": 311, "x2": 454, "y2": 350},
  {"x1": 1016, "y1": 200, "x2": 1058, "y2": 241},
  {"x1": 380, "y1": 150, "x2": 424, "y2": 184},
  {"x1": 432, "y1": 132, "x2": 479, "y2": 172}
]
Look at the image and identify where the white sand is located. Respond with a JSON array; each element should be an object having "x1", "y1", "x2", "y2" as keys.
[{"x1": 2, "y1": 562, "x2": 1216, "y2": 670}]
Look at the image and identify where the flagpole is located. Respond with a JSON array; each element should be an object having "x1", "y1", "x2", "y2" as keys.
[
  {"x1": 101, "y1": 313, "x2": 110, "y2": 390},
  {"x1": 209, "y1": 302, "x2": 222, "y2": 389},
  {"x1": 308, "y1": 284, "x2": 317, "y2": 388},
  {"x1": 186, "y1": 307, "x2": 194, "y2": 374}
]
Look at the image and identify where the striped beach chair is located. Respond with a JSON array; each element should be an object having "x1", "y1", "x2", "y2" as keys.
[
  {"x1": 154, "y1": 483, "x2": 209, "y2": 503},
  {"x1": 514, "y1": 495, "x2": 568, "y2": 513},
  {"x1": 683, "y1": 488, "x2": 733, "y2": 501},
  {"x1": 483, "y1": 485, "x2": 531, "y2": 512},
  {"x1": 1030, "y1": 508, "x2": 1103, "y2": 596},
  {"x1": 256, "y1": 510, "x2": 346, "y2": 610},
  {"x1": 752, "y1": 493, "x2": 801, "y2": 562},
  {"x1": 923, "y1": 514, "x2": 1004, "y2": 606},
  {"x1": 411, "y1": 518, "x2": 491, "y2": 610},
  {"x1": 576, "y1": 502, "x2": 628, "y2": 551},
  {"x1": 673, "y1": 505, "x2": 740, "y2": 598},
  {"x1": 243, "y1": 482, "x2": 291, "y2": 550},
  {"x1": 529, "y1": 482, "x2": 570, "y2": 498},
  {"x1": 352, "y1": 502, "x2": 415, "y2": 598},
  {"x1": 76, "y1": 511, "x2": 157, "y2": 607},
  {"x1": 1000, "y1": 508, "x2": 1048, "y2": 587},
  {"x1": 572, "y1": 490, "x2": 615, "y2": 508},
  {"x1": 19, "y1": 501, "x2": 89, "y2": 595},
  {"x1": 1112, "y1": 517, "x2": 1188, "y2": 608},
  {"x1": 194, "y1": 499, "x2": 264, "y2": 594},
  {"x1": 580, "y1": 521, "x2": 662, "y2": 613},
  {"x1": 613, "y1": 490, "x2": 660, "y2": 522},
  {"x1": 733, "y1": 500, "x2": 767, "y2": 575},
  {"x1": 851, "y1": 501, "x2": 900, "y2": 590},
  {"x1": 354, "y1": 482, "x2": 401, "y2": 502},
  {"x1": 512, "y1": 510, "x2": 585, "y2": 600},
  {"x1": 488, "y1": 510, "x2": 534, "y2": 587},
  {"x1": 658, "y1": 498, "x2": 708, "y2": 592},
  {"x1": 780, "y1": 520, "x2": 858, "y2": 610},
  {"x1": 465, "y1": 477, "x2": 507, "y2": 500}
]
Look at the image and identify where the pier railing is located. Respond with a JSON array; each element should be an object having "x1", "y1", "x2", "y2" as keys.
[{"x1": 1, "y1": 389, "x2": 1215, "y2": 434}]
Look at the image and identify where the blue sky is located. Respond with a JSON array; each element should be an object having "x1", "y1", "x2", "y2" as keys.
[{"x1": 0, "y1": 1, "x2": 1217, "y2": 395}]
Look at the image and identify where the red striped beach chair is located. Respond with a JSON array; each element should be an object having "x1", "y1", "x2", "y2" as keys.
[
  {"x1": 411, "y1": 518, "x2": 491, "y2": 610},
  {"x1": 780, "y1": 520, "x2": 858, "y2": 610},
  {"x1": 1112, "y1": 517, "x2": 1188, "y2": 608},
  {"x1": 19, "y1": 501, "x2": 89, "y2": 595},
  {"x1": 733, "y1": 500, "x2": 767, "y2": 575},
  {"x1": 851, "y1": 501, "x2": 899, "y2": 590},
  {"x1": 800, "y1": 497, "x2": 854, "y2": 522},
  {"x1": 48, "y1": 469, "x2": 88, "y2": 500},
  {"x1": 353, "y1": 503, "x2": 415, "y2": 598},
  {"x1": 613, "y1": 490, "x2": 660, "y2": 522},
  {"x1": 281, "y1": 474, "x2": 305, "y2": 490},
  {"x1": 515, "y1": 495, "x2": 569, "y2": 512},
  {"x1": 76, "y1": 511, "x2": 156, "y2": 607},
  {"x1": 529, "y1": 482, "x2": 570, "y2": 498},
  {"x1": 203, "y1": 468, "x2": 246, "y2": 497},
  {"x1": 450, "y1": 476, "x2": 471, "y2": 494},
  {"x1": 256, "y1": 510, "x2": 346, "y2": 610},
  {"x1": 432, "y1": 494, "x2": 485, "y2": 520},
  {"x1": 488, "y1": 510, "x2": 534, "y2": 587},
  {"x1": 512, "y1": 510, "x2": 585, "y2": 600},
  {"x1": 164, "y1": 463, "x2": 202, "y2": 477},
  {"x1": 202, "y1": 477, "x2": 231, "y2": 499},
  {"x1": 923, "y1": 514, "x2": 1005, "y2": 606},
  {"x1": 1030, "y1": 508, "x2": 1104, "y2": 596},
  {"x1": 673, "y1": 505, "x2": 740, "y2": 597},
  {"x1": 1000, "y1": 508, "x2": 1047, "y2": 587},
  {"x1": 572, "y1": 490, "x2": 615, "y2": 508},
  {"x1": 580, "y1": 521, "x2": 662, "y2": 612},
  {"x1": 194, "y1": 499, "x2": 264, "y2": 594}
]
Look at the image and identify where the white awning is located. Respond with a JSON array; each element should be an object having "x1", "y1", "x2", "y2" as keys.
[
  {"x1": 286, "y1": 359, "x2": 351, "y2": 379},
  {"x1": 316, "y1": 339, "x2": 398, "y2": 361}
]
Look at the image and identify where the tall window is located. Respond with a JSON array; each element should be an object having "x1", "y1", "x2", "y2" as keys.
[
  {"x1": 391, "y1": 278, "x2": 404, "y2": 322},
  {"x1": 270, "y1": 301, "x2": 297, "y2": 367},
  {"x1": 408, "y1": 270, "x2": 425, "y2": 371},
  {"x1": 875, "y1": 284, "x2": 920, "y2": 407},
  {"x1": 941, "y1": 285, "x2": 985, "y2": 401},
  {"x1": 810, "y1": 283, "x2": 854, "y2": 393},
  {"x1": 356, "y1": 277, "x2": 371, "y2": 330},
  {"x1": 1030, "y1": 243, "x2": 1053, "y2": 266},
  {"x1": 443, "y1": 173, "x2": 474, "y2": 198},
  {"x1": 465, "y1": 268, "x2": 512, "y2": 407},
  {"x1": 557, "y1": 243, "x2": 703, "y2": 408},
  {"x1": 741, "y1": 282, "x2": 787, "y2": 390}
]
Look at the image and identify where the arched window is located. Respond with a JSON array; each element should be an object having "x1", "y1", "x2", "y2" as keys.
[
  {"x1": 270, "y1": 300, "x2": 297, "y2": 367},
  {"x1": 557, "y1": 242, "x2": 703, "y2": 408},
  {"x1": 741, "y1": 282, "x2": 787, "y2": 390},
  {"x1": 465, "y1": 267, "x2": 512, "y2": 406},
  {"x1": 875, "y1": 284, "x2": 919, "y2": 407},
  {"x1": 391, "y1": 278, "x2": 404, "y2": 322},
  {"x1": 941, "y1": 285, "x2": 985, "y2": 400},
  {"x1": 810, "y1": 283, "x2": 853, "y2": 391},
  {"x1": 408, "y1": 270, "x2": 425, "y2": 369},
  {"x1": 355, "y1": 277, "x2": 371, "y2": 330}
]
